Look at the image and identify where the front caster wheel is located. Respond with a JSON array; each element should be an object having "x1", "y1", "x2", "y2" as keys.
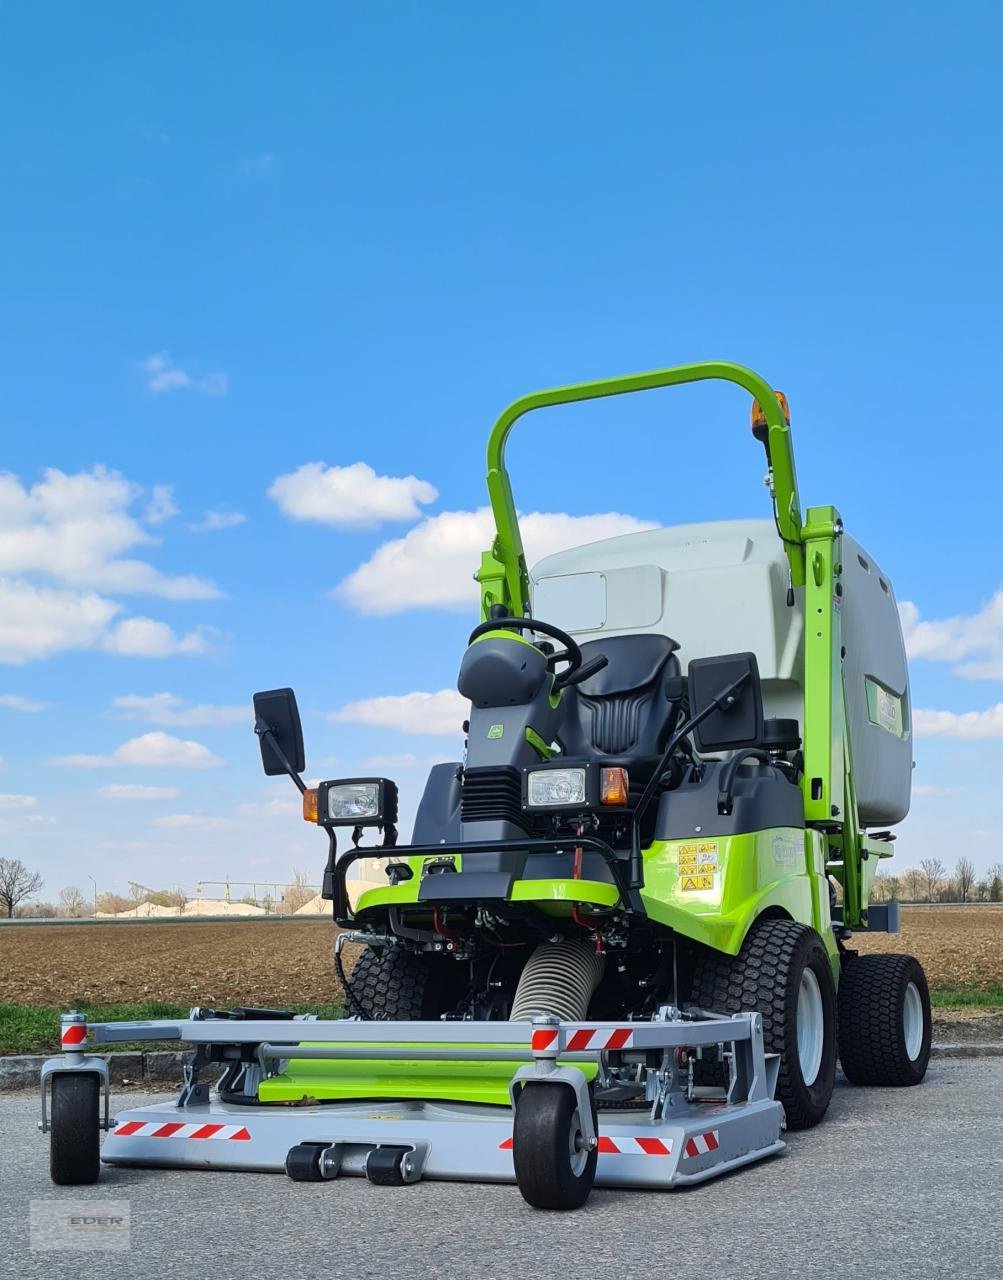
[
  {"x1": 50, "y1": 1072, "x2": 101, "y2": 1186},
  {"x1": 512, "y1": 1085, "x2": 597, "y2": 1211},
  {"x1": 285, "y1": 1143, "x2": 331, "y2": 1182}
]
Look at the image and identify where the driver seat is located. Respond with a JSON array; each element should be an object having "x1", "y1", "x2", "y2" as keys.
[{"x1": 559, "y1": 634, "x2": 683, "y2": 773}]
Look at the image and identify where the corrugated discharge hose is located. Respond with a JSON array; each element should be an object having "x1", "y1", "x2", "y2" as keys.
[{"x1": 510, "y1": 941, "x2": 606, "y2": 1023}]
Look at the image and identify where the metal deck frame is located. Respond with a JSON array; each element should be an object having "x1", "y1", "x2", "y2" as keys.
[{"x1": 42, "y1": 1006, "x2": 785, "y2": 1193}]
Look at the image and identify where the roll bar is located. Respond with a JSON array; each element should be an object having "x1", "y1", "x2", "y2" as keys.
[{"x1": 475, "y1": 361, "x2": 804, "y2": 620}]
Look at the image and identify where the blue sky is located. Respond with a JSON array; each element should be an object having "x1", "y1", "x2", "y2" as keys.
[{"x1": 1, "y1": 3, "x2": 1001, "y2": 899}]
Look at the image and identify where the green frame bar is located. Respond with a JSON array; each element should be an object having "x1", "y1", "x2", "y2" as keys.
[
  {"x1": 475, "y1": 360, "x2": 804, "y2": 619},
  {"x1": 473, "y1": 360, "x2": 868, "y2": 927}
]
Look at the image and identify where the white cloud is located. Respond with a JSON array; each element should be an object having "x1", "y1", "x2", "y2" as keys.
[
  {"x1": 329, "y1": 689, "x2": 467, "y2": 737},
  {"x1": 141, "y1": 352, "x2": 228, "y2": 397},
  {"x1": 102, "y1": 619, "x2": 217, "y2": 658},
  {"x1": 151, "y1": 813, "x2": 233, "y2": 830},
  {"x1": 269, "y1": 461, "x2": 438, "y2": 529},
  {"x1": 900, "y1": 593, "x2": 1003, "y2": 679},
  {"x1": 0, "y1": 693, "x2": 48, "y2": 712},
  {"x1": 336, "y1": 507, "x2": 655, "y2": 614},
  {"x1": 0, "y1": 793, "x2": 38, "y2": 810},
  {"x1": 98, "y1": 783, "x2": 181, "y2": 800},
  {"x1": 236, "y1": 796, "x2": 302, "y2": 819},
  {"x1": 0, "y1": 581, "x2": 216, "y2": 666},
  {"x1": 189, "y1": 510, "x2": 247, "y2": 533},
  {"x1": 112, "y1": 692, "x2": 245, "y2": 727},
  {"x1": 952, "y1": 660, "x2": 1003, "y2": 681},
  {"x1": 52, "y1": 731, "x2": 224, "y2": 769},
  {"x1": 0, "y1": 465, "x2": 218, "y2": 599},
  {"x1": 0, "y1": 580, "x2": 119, "y2": 664},
  {"x1": 357, "y1": 752, "x2": 455, "y2": 771},
  {"x1": 912, "y1": 705, "x2": 1003, "y2": 739},
  {"x1": 145, "y1": 485, "x2": 178, "y2": 525},
  {"x1": 912, "y1": 783, "x2": 964, "y2": 797},
  {"x1": 242, "y1": 153, "x2": 275, "y2": 175},
  {"x1": 0, "y1": 463, "x2": 222, "y2": 664}
]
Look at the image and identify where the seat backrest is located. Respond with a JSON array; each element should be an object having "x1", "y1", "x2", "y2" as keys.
[{"x1": 560, "y1": 634, "x2": 682, "y2": 759}]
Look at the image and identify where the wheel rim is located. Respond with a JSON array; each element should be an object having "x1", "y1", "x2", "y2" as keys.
[
  {"x1": 797, "y1": 966, "x2": 825, "y2": 1086},
  {"x1": 567, "y1": 1108, "x2": 588, "y2": 1177},
  {"x1": 903, "y1": 981, "x2": 924, "y2": 1060}
]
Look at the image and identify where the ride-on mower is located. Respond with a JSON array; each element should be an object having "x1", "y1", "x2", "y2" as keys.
[{"x1": 41, "y1": 361, "x2": 931, "y2": 1209}]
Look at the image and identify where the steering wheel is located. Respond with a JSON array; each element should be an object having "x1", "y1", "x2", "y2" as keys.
[{"x1": 468, "y1": 616, "x2": 605, "y2": 690}]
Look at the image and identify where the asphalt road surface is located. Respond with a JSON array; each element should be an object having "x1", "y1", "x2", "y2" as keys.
[{"x1": 5, "y1": 1058, "x2": 1000, "y2": 1280}]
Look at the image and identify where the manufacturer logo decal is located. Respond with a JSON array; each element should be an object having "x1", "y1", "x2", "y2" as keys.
[
  {"x1": 772, "y1": 833, "x2": 802, "y2": 866},
  {"x1": 487, "y1": 723, "x2": 504, "y2": 739}
]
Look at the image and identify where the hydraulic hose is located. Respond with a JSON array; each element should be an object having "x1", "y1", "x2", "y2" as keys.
[{"x1": 334, "y1": 941, "x2": 371, "y2": 1020}]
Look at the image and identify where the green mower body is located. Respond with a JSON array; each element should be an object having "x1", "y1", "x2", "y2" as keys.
[{"x1": 257, "y1": 361, "x2": 925, "y2": 1121}]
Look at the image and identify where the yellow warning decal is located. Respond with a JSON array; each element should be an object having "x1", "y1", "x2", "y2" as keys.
[
  {"x1": 680, "y1": 873, "x2": 715, "y2": 891},
  {"x1": 677, "y1": 840, "x2": 718, "y2": 890}
]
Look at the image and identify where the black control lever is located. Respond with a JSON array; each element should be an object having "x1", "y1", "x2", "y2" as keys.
[{"x1": 559, "y1": 654, "x2": 608, "y2": 689}]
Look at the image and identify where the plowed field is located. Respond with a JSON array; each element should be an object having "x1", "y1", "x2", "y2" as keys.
[
  {"x1": 0, "y1": 906, "x2": 999, "y2": 1009},
  {"x1": 0, "y1": 918, "x2": 341, "y2": 1007},
  {"x1": 853, "y1": 905, "x2": 1002, "y2": 990}
]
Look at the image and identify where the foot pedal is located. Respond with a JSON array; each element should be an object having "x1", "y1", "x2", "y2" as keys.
[{"x1": 365, "y1": 1146, "x2": 421, "y2": 1186}]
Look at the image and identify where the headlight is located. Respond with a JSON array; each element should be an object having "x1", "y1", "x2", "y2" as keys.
[
  {"x1": 527, "y1": 767, "x2": 587, "y2": 808},
  {"x1": 329, "y1": 781, "x2": 380, "y2": 821},
  {"x1": 522, "y1": 763, "x2": 630, "y2": 812},
  {"x1": 312, "y1": 777, "x2": 399, "y2": 827}
]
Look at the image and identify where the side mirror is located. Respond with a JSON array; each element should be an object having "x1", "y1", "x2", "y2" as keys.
[
  {"x1": 687, "y1": 653, "x2": 764, "y2": 753},
  {"x1": 253, "y1": 687, "x2": 305, "y2": 777}
]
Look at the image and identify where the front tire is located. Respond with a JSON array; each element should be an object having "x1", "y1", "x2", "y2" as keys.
[
  {"x1": 50, "y1": 1072, "x2": 101, "y2": 1186},
  {"x1": 837, "y1": 953, "x2": 932, "y2": 1086},
  {"x1": 348, "y1": 945, "x2": 455, "y2": 1020},
  {"x1": 691, "y1": 918, "x2": 838, "y2": 1130},
  {"x1": 512, "y1": 1084, "x2": 597, "y2": 1211}
]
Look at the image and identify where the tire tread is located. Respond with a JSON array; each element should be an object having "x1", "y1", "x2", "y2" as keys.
[
  {"x1": 837, "y1": 952, "x2": 931, "y2": 1086},
  {"x1": 690, "y1": 918, "x2": 836, "y2": 1130}
]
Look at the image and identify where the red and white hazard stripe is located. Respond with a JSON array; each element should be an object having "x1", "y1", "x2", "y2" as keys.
[
  {"x1": 530, "y1": 1027, "x2": 635, "y2": 1053},
  {"x1": 499, "y1": 1134, "x2": 671, "y2": 1156},
  {"x1": 683, "y1": 1129, "x2": 720, "y2": 1158},
  {"x1": 111, "y1": 1120, "x2": 251, "y2": 1141},
  {"x1": 61, "y1": 1023, "x2": 87, "y2": 1048}
]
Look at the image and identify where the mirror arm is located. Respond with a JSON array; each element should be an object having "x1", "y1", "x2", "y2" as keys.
[
  {"x1": 254, "y1": 716, "x2": 306, "y2": 794},
  {"x1": 627, "y1": 671, "x2": 752, "y2": 890}
]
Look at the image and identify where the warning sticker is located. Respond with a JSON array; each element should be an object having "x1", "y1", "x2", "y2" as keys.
[
  {"x1": 677, "y1": 841, "x2": 718, "y2": 890},
  {"x1": 680, "y1": 873, "x2": 715, "y2": 891}
]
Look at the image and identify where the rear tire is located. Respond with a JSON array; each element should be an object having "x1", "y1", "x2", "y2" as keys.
[
  {"x1": 690, "y1": 918, "x2": 838, "y2": 1130},
  {"x1": 50, "y1": 1073, "x2": 101, "y2": 1186},
  {"x1": 512, "y1": 1084, "x2": 597, "y2": 1211},
  {"x1": 837, "y1": 953, "x2": 932, "y2": 1086},
  {"x1": 348, "y1": 945, "x2": 454, "y2": 1020}
]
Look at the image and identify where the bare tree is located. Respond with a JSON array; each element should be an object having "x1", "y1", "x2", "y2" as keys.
[
  {"x1": 0, "y1": 857, "x2": 44, "y2": 917},
  {"x1": 899, "y1": 867, "x2": 923, "y2": 902},
  {"x1": 954, "y1": 856, "x2": 976, "y2": 904},
  {"x1": 95, "y1": 891, "x2": 133, "y2": 915},
  {"x1": 18, "y1": 900, "x2": 57, "y2": 918},
  {"x1": 987, "y1": 863, "x2": 1003, "y2": 904},
  {"x1": 58, "y1": 885, "x2": 87, "y2": 918},
  {"x1": 280, "y1": 868, "x2": 316, "y2": 915},
  {"x1": 870, "y1": 873, "x2": 891, "y2": 902},
  {"x1": 918, "y1": 857, "x2": 946, "y2": 903}
]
